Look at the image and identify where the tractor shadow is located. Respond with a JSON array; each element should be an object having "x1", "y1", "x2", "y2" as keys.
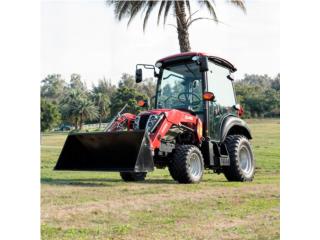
[
  {"x1": 41, "y1": 177, "x2": 177, "y2": 187},
  {"x1": 41, "y1": 177, "x2": 122, "y2": 187}
]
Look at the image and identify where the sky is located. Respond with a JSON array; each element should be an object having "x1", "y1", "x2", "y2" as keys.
[{"x1": 41, "y1": 0, "x2": 280, "y2": 87}]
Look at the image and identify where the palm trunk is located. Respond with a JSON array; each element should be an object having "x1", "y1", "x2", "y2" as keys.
[
  {"x1": 99, "y1": 115, "x2": 102, "y2": 129},
  {"x1": 74, "y1": 118, "x2": 78, "y2": 130},
  {"x1": 174, "y1": 1, "x2": 191, "y2": 52},
  {"x1": 79, "y1": 114, "x2": 83, "y2": 130}
]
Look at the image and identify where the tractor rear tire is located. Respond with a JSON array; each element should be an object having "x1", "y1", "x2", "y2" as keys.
[
  {"x1": 223, "y1": 135, "x2": 255, "y2": 182},
  {"x1": 120, "y1": 172, "x2": 147, "y2": 182},
  {"x1": 168, "y1": 145, "x2": 204, "y2": 184}
]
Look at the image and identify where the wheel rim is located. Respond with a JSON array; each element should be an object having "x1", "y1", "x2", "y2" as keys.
[
  {"x1": 188, "y1": 153, "x2": 202, "y2": 179},
  {"x1": 239, "y1": 145, "x2": 253, "y2": 176}
]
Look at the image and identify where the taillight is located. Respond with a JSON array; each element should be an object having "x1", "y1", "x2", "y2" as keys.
[
  {"x1": 234, "y1": 104, "x2": 244, "y2": 117},
  {"x1": 238, "y1": 105, "x2": 244, "y2": 117}
]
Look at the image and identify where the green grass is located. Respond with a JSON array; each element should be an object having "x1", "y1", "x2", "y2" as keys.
[{"x1": 41, "y1": 118, "x2": 280, "y2": 240}]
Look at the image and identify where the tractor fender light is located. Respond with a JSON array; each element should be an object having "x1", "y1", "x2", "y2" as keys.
[
  {"x1": 234, "y1": 104, "x2": 244, "y2": 117},
  {"x1": 238, "y1": 106, "x2": 244, "y2": 117}
]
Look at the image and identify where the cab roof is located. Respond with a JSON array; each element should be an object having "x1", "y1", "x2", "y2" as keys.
[{"x1": 156, "y1": 52, "x2": 237, "y2": 72}]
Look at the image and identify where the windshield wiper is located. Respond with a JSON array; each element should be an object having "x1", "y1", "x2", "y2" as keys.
[{"x1": 163, "y1": 73, "x2": 185, "y2": 80}]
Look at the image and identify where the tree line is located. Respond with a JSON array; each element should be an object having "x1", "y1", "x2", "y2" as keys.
[
  {"x1": 41, "y1": 73, "x2": 155, "y2": 131},
  {"x1": 40, "y1": 73, "x2": 280, "y2": 132},
  {"x1": 234, "y1": 73, "x2": 280, "y2": 118}
]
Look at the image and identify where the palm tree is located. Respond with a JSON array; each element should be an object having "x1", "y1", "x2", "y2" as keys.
[
  {"x1": 108, "y1": 0, "x2": 246, "y2": 52},
  {"x1": 93, "y1": 92, "x2": 110, "y2": 128},
  {"x1": 61, "y1": 89, "x2": 98, "y2": 130},
  {"x1": 72, "y1": 98, "x2": 99, "y2": 130},
  {"x1": 61, "y1": 89, "x2": 83, "y2": 129}
]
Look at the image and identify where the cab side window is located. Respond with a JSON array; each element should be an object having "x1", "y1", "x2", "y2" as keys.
[{"x1": 207, "y1": 61, "x2": 236, "y2": 107}]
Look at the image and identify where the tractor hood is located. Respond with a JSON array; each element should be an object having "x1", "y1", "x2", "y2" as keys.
[
  {"x1": 133, "y1": 108, "x2": 202, "y2": 144},
  {"x1": 135, "y1": 109, "x2": 199, "y2": 131},
  {"x1": 139, "y1": 108, "x2": 195, "y2": 118}
]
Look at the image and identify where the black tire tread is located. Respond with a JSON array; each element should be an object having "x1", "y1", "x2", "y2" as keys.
[
  {"x1": 168, "y1": 145, "x2": 204, "y2": 184},
  {"x1": 119, "y1": 172, "x2": 147, "y2": 182},
  {"x1": 223, "y1": 135, "x2": 255, "y2": 182}
]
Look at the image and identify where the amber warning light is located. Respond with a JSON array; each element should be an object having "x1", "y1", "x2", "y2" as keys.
[
  {"x1": 203, "y1": 92, "x2": 215, "y2": 101},
  {"x1": 137, "y1": 100, "x2": 146, "y2": 107}
]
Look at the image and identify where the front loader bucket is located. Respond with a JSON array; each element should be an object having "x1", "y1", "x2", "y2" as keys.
[{"x1": 54, "y1": 130, "x2": 154, "y2": 172}]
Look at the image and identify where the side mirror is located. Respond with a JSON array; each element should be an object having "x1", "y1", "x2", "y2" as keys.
[
  {"x1": 135, "y1": 68, "x2": 143, "y2": 83},
  {"x1": 203, "y1": 91, "x2": 215, "y2": 101},
  {"x1": 199, "y1": 57, "x2": 209, "y2": 72}
]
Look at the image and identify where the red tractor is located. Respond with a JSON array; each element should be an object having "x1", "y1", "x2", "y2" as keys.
[{"x1": 55, "y1": 52, "x2": 255, "y2": 183}]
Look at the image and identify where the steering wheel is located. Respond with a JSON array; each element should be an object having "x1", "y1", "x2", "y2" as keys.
[
  {"x1": 163, "y1": 95, "x2": 177, "y2": 106},
  {"x1": 178, "y1": 92, "x2": 201, "y2": 106}
]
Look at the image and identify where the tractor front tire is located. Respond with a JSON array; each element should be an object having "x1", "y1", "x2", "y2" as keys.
[
  {"x1": 223, "y1": 135, "x2": 255, "y2": 182},
  {"x1": 120, "y1": 172, "x2": 147, "y2": 182},
  {"x1": 168, "y1": 145, "x2": 204, "y2": 184}
]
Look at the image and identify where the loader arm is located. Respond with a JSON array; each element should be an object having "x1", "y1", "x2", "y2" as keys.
[{"x1": 147, "y1": 109, "x2": 203, "y2": 149}]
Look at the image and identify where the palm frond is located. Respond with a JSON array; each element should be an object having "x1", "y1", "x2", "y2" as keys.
[
  {"x1": 198, "y1": 0, "x2": 218, "y2": 22},
  {"x1": 127, "y1": 1, "x2": 146, "y2": 27},
  {"x1": 230, "y1": 0, "x2": 246, "y2": 13},
  {"x1": 186, "y1": 9, "x2": 200, "y2": 24},
  {"x1": 113, "y1": 1, "x2": 130, "y2": 21},
  {"x1": 163, "y1": 0, "x2": 173, "y2": 26},
  {"x1": 143, "y1": 1, "x2": 158, "y2": 31},
  {"x1": 157, "y1": 0, "x2": 167, "y2": 26},
  {"x1": 188, "y1": 17, "x2": 228, "y2": 27}
]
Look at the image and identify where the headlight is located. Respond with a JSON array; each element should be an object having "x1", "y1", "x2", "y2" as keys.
[
  {"x1": 134, "y1": 116, "x2": 140, "y2": 130},
  {"x1": 145, "y1": 114, "x2": 163, "y2": 132}
]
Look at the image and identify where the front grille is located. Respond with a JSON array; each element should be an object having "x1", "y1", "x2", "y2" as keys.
[{"x1": 138, "y1": 114, "x2": 150, "y2": 129}]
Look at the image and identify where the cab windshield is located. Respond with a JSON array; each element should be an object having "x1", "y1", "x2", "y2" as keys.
[{"x1": 156, "y1": 61, "x2": 203, "y2": 112}]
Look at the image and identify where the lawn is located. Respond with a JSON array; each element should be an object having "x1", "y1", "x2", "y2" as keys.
[{"x1": 41, "y1": 119, "x2": 280, "y2": 240}]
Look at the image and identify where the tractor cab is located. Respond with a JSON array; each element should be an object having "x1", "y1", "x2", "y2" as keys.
[
  {"x1": 155, "y1": 58, "x2": 203, "y2": 113},
  {"x1": 136, "y1": 52, "x2": 240, "y2": 140}
]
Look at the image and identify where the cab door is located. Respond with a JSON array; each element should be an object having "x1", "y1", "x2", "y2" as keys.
[{"x1": 207, "y1": 61, "x2": 237, "y2": 142}]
